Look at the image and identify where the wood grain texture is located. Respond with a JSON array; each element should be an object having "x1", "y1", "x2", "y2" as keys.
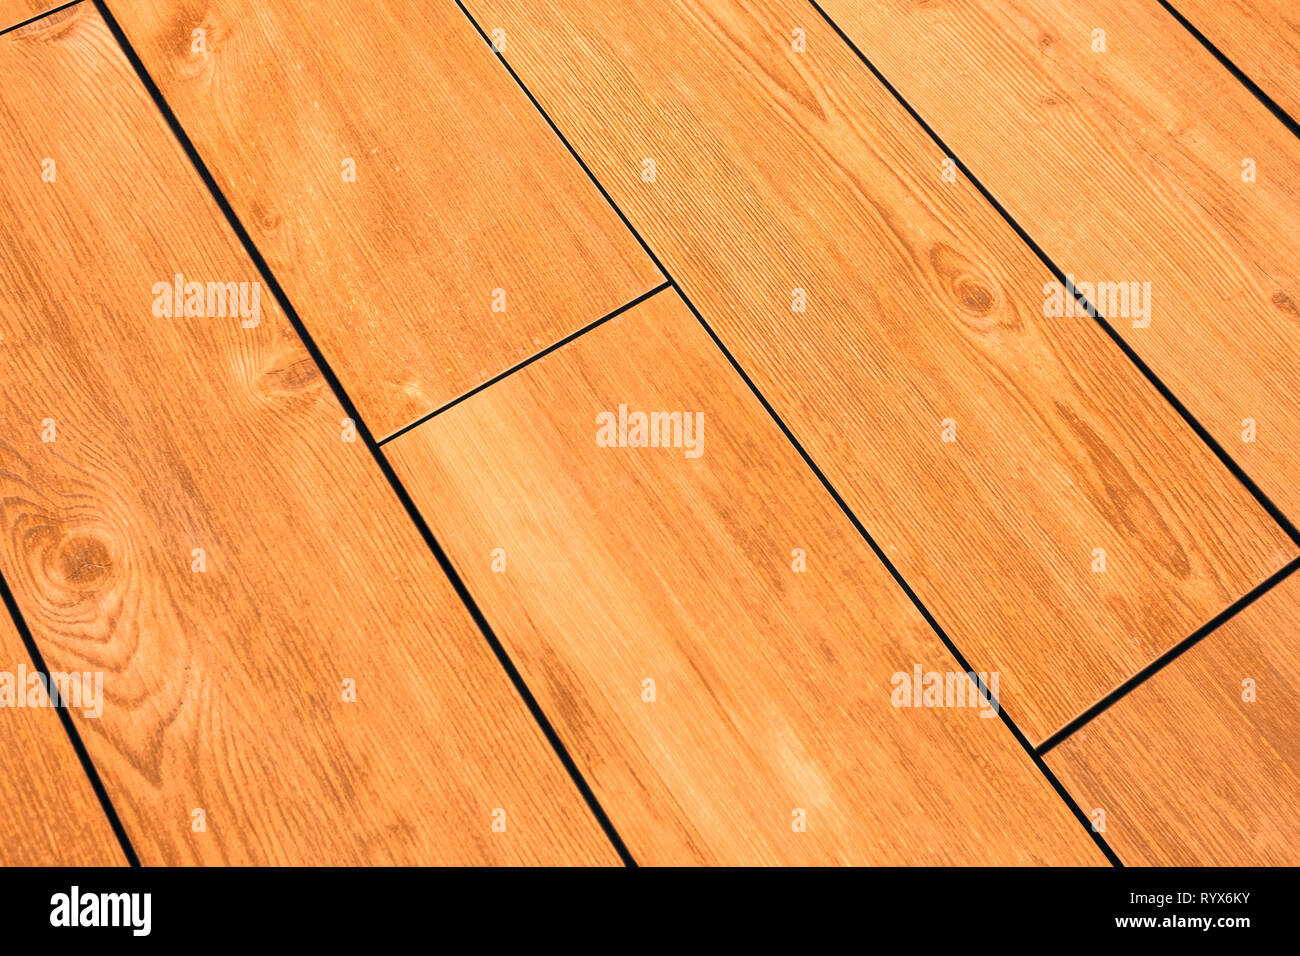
[
  {"x1": 461, "y1": 0, "x2": 1296, "y2": 742},
  {"x1": 1047, "y1": 568, "x2": 1300, "y2": 864},
  {"x1": 1174, "y1": 0, "x2": 1300, "y2": 120},
  {"x1": 102, "y1": 0, "x2": 661, "y2": 437},
  {"x1": 0, "y1": 611, "x2": 125, "y2": 865},
  {"x1": 0, "y1": 6, "x2": 615, "y2": 865},
  {"x1": 819, "y1": 0, "x2": 1300, "y2": 525},
  {"x1": 389, "y1": 289, "x2": 1107, "y2": 865}
]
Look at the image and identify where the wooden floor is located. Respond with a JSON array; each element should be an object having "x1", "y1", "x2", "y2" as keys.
[{"x1": 0, "y1": 0, "x2": 1295, "y2": 866}]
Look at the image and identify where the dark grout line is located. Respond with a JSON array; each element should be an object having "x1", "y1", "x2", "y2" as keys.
[
  {"x1": 1038, "y1": 554, "x2": 1300, "y2": 756},
  {"x1": 452, "y1": 0, "x2": 1122, "y2": 866},
  {"x1": 379, "y1": 280, "x2": 671, "y2": 446},
  {"x1": 0, "y1": 568, "x2": 140, "y2": 866},
  {"x1": 93, "y1": 0, "x2": 637, "y2": 867},
  {"x1": 804, "y1": 0, "x2": 1300, "y2": 553},
  {"x1": 0, "y1": 0, "x2": 82, "y2": 37},
  {"x1": 1157, "y1": 0, "x2": 1300, "y2": 142}
]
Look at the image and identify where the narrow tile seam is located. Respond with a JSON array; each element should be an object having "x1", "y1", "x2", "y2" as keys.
[
  {"x1": 1157, "y1": 0, "x2": 1300, "y2": 142},
  {"x1": 0, "y1": 0, "x2": 83, "y2": 38},
  {"x1": 378, "y1": 280, "x2": 671, "y2": 446},
  {"x1": 1038, "y1": 553, "x2": 1300, "y2": 755}
]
